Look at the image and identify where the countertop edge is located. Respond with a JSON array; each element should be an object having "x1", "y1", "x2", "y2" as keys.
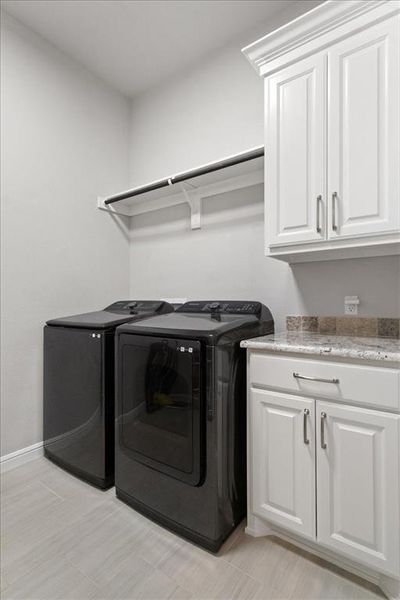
[{"x1": 240, "y1": 338, "x2": 400, "y2": 364}]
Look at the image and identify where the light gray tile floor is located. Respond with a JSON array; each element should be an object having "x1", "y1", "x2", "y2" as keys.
[{"x1": 0, "y1": 458, "x2": 385, "y2": 600}]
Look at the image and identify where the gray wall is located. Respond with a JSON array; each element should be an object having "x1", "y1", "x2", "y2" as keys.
[
  {"x1": 128, "y1": 2, "x2": 400, "y2": 331},
  {"x1": 1, "y1": 16, "x2": 131, "y2": 456},
  {"x1": 2, "y1": 1, "x2": 399, "y2": 458},
  {"x1": 129, "y1": 185, "x2": 400, "y2": 331},
  {"x1": 128, "y1": 1, "x2": 323, "y2": 185}
]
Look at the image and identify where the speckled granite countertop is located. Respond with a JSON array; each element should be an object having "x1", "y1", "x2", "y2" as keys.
[{"x1": 240, "y1": 332, "x2": 400, "y2": 363}]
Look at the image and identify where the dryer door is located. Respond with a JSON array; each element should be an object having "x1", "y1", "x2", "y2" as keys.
[{"x1": 117, "y1": 334, "x2": 203, "y2": 486}]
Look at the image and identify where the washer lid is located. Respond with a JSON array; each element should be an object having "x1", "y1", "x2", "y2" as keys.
[
  {"x1": 116, "y1": 311, "x2": 261, "y2": 343},
  {"x1": 46, "y1": 300, "x2": 172, "y2": 330}
]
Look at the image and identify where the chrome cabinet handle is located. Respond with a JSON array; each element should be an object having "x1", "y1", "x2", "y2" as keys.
[
  {"x1": 321, "y1": 412, "x2": 327, "y2": 449},
  {"x1": 303, "y1": 408, "x2": 310, "y2": 445},
  {"x1": 293, "y1": 372, "x2": 339, "y2": 384},
  {"x1": 332, "y1": 191, "x2": 338, "y2": 231},
  {"x1": 316, "y1": 195, "x2": 322, "y2": 233}
]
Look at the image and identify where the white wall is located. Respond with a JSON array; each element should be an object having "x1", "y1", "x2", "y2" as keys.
[
  {"x1": 128, "y1": 2, "x2": 400, "y2": 329},
  {"x1": 0, "y1": 15, "x2": 131, "y2": 457}
]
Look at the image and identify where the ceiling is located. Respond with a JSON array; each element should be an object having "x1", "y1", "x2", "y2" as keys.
[{"x1": 2, "y1": 0, "x2": 299, "y2": 98}]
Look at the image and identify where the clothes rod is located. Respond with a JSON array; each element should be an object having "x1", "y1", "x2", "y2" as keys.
[{"x1": 104, "y1": 146, "x2": 264, "y2": 206}]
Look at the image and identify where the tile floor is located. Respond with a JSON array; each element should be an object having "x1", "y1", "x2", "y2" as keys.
[{"x1": 1, "y1": 458, "x2": 385, "y2": 600}]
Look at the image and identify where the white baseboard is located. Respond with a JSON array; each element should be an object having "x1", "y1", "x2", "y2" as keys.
[
  {"x1": 245, "y1": 513, "x2": 400, "y2": 599},
  {"x1": 380, "y1": 575, "x2": 400, "y2": 600},
  {"x1": 0, "y1": 441, "x2": 44, "y2": 473},
  {"x1": 246, "y1": 513, "x2": 381, "y2": 586}
]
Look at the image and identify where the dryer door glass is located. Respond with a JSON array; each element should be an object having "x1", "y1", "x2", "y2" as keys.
[{"x1": 118, "y1": 335, "x2": 202, "y2": 486}]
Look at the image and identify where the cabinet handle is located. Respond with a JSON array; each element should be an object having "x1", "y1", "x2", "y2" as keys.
[
  {"x1": 316, "y1": 195, "x2": 322, "y2": 233},
  {"x1": 293, "y1": 372, "x2": 339, "y2": 384},
  {"x1": 332, "y1": 191, "x2": 338, "y2": 231},
  {"x1": 321, "y1": 412, "x2": 327, "y2": 449},
  {"x1": 303, "y1": 408, "x2": 310, "y2": 445}
]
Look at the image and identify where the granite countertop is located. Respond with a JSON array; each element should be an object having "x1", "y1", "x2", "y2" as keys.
[{"x1": 240, "y1": 331, "x2": 400, "y2": 363}]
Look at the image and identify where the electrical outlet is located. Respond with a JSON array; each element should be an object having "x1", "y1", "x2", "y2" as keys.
[
  {"x1": 344, "y1": 295, "x2": 359, "y2": 315},
  {"x1": 345, "y1": 303, "x2": 357, "y2": 315}
]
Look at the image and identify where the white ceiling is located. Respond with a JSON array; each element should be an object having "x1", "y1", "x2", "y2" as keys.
[{"x1": 2, "y1": 0, "x2": 298, "y2": 98}]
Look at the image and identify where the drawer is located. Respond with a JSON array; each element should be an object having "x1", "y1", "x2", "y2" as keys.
[{"x1": 249, "y1": 352, "x2": 400, "y2": 411}]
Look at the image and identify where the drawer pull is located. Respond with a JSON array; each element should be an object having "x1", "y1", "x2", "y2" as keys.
[
  {"x1": 303, "y1": 408, "x2": 310, "y2": 445},
  {"x1": 293, "y1": 372, "x2": 339, "y2": 385},
  {"x1": 321, "y1": 412, "x2": 327, "y2": 449}
]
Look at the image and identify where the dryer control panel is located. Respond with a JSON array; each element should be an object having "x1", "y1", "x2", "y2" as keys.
[{"x1": 176, "y1": 301, "x2": 262, "y2": 316}]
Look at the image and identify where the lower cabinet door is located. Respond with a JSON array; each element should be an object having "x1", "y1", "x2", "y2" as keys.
[
  {"x1": 250, "y1": 389, "x2": 316, "y2": 539},
  {"x1": 317, "y1": 401, "x2": 400, "y2": 576}
]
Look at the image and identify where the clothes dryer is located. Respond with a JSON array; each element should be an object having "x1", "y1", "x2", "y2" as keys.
[{"x1": 115, "y1": 300, "x2": 273, "y2": 549}]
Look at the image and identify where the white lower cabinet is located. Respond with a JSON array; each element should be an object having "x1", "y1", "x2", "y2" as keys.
[
  {"x1": 316, "y1": 401, "x2": 400, "y2": 576},
  {"x1": 251, "y1": 389, "x2": 315, "y2": 539},
  {"x1": 248, "y1": 353, "x2": 400, "y2": 590}
]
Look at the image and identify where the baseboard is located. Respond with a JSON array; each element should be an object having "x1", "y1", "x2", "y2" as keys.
[
  {"x1": 272, "y1": 528, "x2": 380, "y2": 586},
  {"x1": 246, "y1": 514, "x2": 381, "y2": 587},
  {"x1": 0, "y1": 441, "x2": 44, "y2": 473},
  {"x1": 380, "y1": 575, "x2": 400, "y2": 600}
]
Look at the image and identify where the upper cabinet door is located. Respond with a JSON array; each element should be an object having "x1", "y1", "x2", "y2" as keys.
[
  {"x1": 266, "y1": 53, "x2": 326, "y2": 246},
  {"x1": 250, "y1": 389, "x2": 316, "y2": 539},
  {"x1": 328, "y1": 18, "x2": 400, "y2": 239},
  {"x1": 317, "y1": 401, "x2": 400, "y2": 577}
]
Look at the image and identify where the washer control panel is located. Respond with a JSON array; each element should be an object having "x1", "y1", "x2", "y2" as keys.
[
  {"x1": 105, "y1": 300, "x2": 165, "y2": 314},
  {"x1": 177, "y1": 301, "x2": 262, "y2": 316}
]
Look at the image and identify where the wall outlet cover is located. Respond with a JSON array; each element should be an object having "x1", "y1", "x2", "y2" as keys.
[
  {"x1": 161, "y1": 297, "x2": 188, "y2": 305},
  {"x1": 344, "y1": 295, "x2": 360, "y2": 315}
]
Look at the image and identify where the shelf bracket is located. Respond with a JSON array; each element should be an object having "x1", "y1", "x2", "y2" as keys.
[
  {"x1": 97, "y1": 196, "x2": 132, "y2": 217},
  {"x1": 177, "y1": 182, "x2": 202, "y2": 230}
]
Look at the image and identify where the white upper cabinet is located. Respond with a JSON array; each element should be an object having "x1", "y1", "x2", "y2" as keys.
[
  {"x1": 328, "y1": 18, "x2": 400, "y2": 239},
  {"x1": 267, "y1": 53, "x2": 326, "y2": 246},
  {"x1": 243, "y1": 0, "x2": 400, "y2": 262}
]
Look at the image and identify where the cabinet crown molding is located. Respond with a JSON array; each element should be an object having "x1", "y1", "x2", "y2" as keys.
[{"x1": 242, "y1": 0, "x2": 400, "y2": 76}]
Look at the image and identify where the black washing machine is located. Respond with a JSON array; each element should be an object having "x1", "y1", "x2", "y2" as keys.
[
  {"x1": 115, "y1": 300, "x2": 274, "y2": 550},
  {"x1": 43, "y1": 300, "x2": 173, "y2": 488}
]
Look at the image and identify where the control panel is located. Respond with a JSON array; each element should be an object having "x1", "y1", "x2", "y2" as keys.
[
  {"x1": 105, "y1": 300, "x2": 164, "y2": 314},
  {"x1": 176, "y1": 301, "x2": 262, "y2": 315}
]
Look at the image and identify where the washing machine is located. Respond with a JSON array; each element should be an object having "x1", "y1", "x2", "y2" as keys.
[
  {"x1": 115, "y1": 300, "x2": 274, "y2": 550},
  {"x1": 43, "y1": 300, "x2": 174, "y2": 488}
]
